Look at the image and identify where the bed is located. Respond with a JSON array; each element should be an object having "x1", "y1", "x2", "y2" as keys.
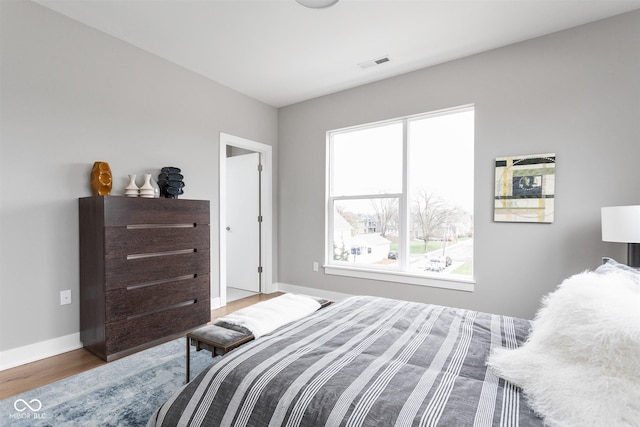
[{"x1": 148, "y1": 295, "x2": 544, "y2": 426}]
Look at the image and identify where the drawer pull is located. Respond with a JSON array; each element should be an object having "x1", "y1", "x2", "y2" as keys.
[
  {"x1": 126, "y1": 223, "x2": 197, "y2": 229},
  {"x1": 126, "y1": 274, "x2": 197, "y2": 291},
  {"x1": 127, "y1": 248, "x2": 195, "y2": 260},
  {"x1": 127, "y1": 299, "x2": 197, "y2": 320}
]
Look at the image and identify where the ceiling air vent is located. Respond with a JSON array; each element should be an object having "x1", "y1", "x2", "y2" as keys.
[{"x1": 358, "y1": 56, "x2": 391, "y2": 70}]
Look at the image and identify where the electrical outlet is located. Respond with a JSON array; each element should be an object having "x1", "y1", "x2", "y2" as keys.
[
  {"x1": 60, "y1": 290, "x2": 71, "y2": 305},
  {"x1": 313, "y1": 261, "x2": 319, "y2": 272}
]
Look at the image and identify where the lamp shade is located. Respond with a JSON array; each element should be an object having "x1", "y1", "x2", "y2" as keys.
[{"x1": 601, "y1": 205, "x2": 640, "y2": 243}]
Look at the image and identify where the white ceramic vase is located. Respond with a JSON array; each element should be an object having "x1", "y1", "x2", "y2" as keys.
[
  {"x1": 139, "y1": 174, "x2": 155, "y2": 198},
  {"x1": 124, "y1": 174, "x2": 139, "y2": 197},
  {"x1": 150, "y1": 175, "x2": 160, "y2": 198}
]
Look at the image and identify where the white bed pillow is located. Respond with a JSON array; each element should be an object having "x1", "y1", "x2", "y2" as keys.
[
  {"x1": 595, "y1": 257, "x2": 640, "y2": 285},
  {"x1": 487, "y1": 270, "x2": 640, "y2": 427}
]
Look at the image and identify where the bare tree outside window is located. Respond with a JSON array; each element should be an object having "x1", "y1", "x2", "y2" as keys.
[
  {"x1": 411, "y1": 189, "x2": 453, "y2": 250},
  {"x1": 370, "y1": 198, "x2": 398, "y2": 238}
]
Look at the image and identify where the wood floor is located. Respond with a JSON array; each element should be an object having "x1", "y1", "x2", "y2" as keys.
[{"x1": 0, "y1": 292, "x2": 282, "y2": 400}]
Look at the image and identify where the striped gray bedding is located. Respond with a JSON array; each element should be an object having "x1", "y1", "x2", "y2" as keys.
[{"x1": 148, "y1": 296, "x2": 544, "y2": 427}]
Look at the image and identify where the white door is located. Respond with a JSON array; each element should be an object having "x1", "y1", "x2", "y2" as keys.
[{"x1": 226, "y1": 152, "x2": 261, "y2": 292}]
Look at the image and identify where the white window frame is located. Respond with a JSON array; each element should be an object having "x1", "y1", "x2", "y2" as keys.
[{"x1": 324, "y1": 106, "x2": 475, "y2": 292}]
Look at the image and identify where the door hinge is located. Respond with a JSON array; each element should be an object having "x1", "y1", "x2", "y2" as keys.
[
  {"x1": 258, "y1": 164, "x2": 263, "y2": 172},
  {"x1": 258, "y1": 266, "x2": 263, "y2": 274},
  {"x1": 258, "y1": 215, "x2": 263, "y2": 223}
]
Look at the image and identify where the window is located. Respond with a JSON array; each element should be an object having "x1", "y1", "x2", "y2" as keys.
[{"x1": 326, "y1": 105, "x2": 474, "y2": 291}]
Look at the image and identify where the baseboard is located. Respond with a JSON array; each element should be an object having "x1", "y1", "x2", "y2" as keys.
[
  {"x1": 0, "y1": 333, "x2": 83, "y2": 371},
  {"x1": 210, "y1": 296, "x2": 222, "y2": 310},
  {"x1": 275, "y1": 282, "x2": 353, "y2": 302}
]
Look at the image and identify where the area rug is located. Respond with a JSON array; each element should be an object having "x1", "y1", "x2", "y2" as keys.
[{"x1": 0, "y1": 339, "x2": 219, "y2": 426}]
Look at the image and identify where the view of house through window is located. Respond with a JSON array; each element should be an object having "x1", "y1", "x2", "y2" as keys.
[{"x1": 327, "y1": 106, "x2": 474, "y2": 284}]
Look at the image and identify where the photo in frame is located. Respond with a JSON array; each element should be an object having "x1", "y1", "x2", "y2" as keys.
[{"x1": 494, "y1": 153, "x2": 556, "y2": 223}]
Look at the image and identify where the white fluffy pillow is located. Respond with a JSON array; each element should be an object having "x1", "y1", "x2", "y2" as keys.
[{"x1": 487, "y1": 270, "x2": 640, "y2": 427}]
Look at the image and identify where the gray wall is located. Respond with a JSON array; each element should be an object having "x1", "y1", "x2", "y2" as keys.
[
  {"x1": 0, "y1": 0, "x2": 278, "y2": 352},
  {"x1": 278, "y1": 10, "x2": 640, "y2": 320}
]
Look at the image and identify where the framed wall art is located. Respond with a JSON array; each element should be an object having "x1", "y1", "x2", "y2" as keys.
[{"x1": 494, "y1": 153, "x2": 556, "y2": 223}]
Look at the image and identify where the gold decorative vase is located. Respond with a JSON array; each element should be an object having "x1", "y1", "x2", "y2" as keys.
[{"x1": 90, "y1": 161, "x2": 112, "y2": 196}]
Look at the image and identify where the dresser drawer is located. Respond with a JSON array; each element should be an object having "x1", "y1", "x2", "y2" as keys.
[
  {"x1": 103, "y1": 197, "x2": 210, "y2": 226},
  {"x1": 104, "y1": 292, "x2": 210, "y2": 356},
  {"x1": 105, "y1": 248, "x2": 210, "y2": 290},
  {"x1": 105, "y1": 274, "x2": 210, "y2": 323},
  {"x1": 104, "y1": 225, "x2": 210, "y2": 257}
]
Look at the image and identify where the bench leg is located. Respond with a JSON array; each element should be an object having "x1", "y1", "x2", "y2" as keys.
[{"x1": 186, "y1": 336, "x2": 191, "y2": 383}]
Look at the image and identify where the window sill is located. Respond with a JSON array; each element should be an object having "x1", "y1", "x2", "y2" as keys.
[{"x1": 323, "y1": 265, "x2": 475, "y2": 292}]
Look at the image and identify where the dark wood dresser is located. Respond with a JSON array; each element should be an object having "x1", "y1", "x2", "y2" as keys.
[{"x1": 79, "y1": 196, "x2": 211, "y2": 361}]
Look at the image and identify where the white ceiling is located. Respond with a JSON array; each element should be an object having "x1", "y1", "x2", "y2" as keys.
[{"x1": 35, "y1": 0, "x2": 640, "y2": 108}]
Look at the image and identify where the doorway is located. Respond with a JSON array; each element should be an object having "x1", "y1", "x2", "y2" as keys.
[
  {"x1": 218, "y1": 133, "x2": 273, "y2": 307},
  {"x1": 226, "y1": 150, "x2": 260, "y2": 301}
]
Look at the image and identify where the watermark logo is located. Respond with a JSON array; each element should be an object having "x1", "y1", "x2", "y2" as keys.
[
  {"x1": 14, "y1": 399, "x2": 42, "y2": 412},
  {"x1": 9, "y1": 398, "x2": 47, "y2": 420}
]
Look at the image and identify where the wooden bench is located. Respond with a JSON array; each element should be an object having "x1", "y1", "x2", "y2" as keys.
[{"x1": 185, "y1": 325, "x2": 253, "y2": 382}]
